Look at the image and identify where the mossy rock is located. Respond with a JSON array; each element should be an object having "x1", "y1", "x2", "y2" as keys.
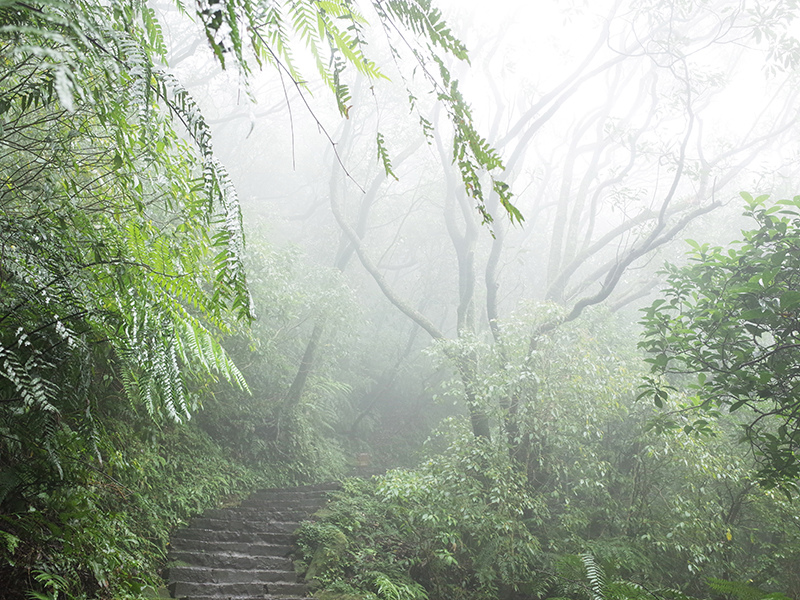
[{"x1": 304, "y1": 529, "x2": 349, "y2": 582}]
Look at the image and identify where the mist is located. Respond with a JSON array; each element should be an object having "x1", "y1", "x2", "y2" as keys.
[
  {"x1": 160, "y1": 0, "x2": 800, "y2": 453},
  {"x1": 3, "y1": 1, "x2": 800, "y2": 598}
]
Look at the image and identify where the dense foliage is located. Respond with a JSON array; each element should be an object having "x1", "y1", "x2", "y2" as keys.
[
  {"x1": 0, "y1": 0, "x2": 518, "y2": 595},
  {"x1": 640, "y1": 194, "x2": 800, "y2": 489},
  {"x1": 0, "y1": 2, "x2": 255, "y2": 595},
  {"x1": 296, "y1": 431, "x2": 542, "y2": 600},
  {"x1": 296, "y1": 312, "x2": 800, "y2": 600},
  {"x1": 1, "y1": 412, "x2": 272, "y2": 599}
]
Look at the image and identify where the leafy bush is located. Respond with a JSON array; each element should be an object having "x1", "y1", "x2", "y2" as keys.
[
  {"x1": 0, "y1": 414, "x2": 274, "y2": 599},
  {"x1": 640, "y1": 193, "x2": 800, "y2": 488},
  {"x1": 296, "y1": 423, "x2": 543, "y2": 600},
  {"x1": 297, "y1": 307, "x2": 800, "y2": 600}
]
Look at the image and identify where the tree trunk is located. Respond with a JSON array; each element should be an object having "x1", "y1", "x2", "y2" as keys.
[{"x1": 282, "y1": 321, "x2": 324, "y2": 414}]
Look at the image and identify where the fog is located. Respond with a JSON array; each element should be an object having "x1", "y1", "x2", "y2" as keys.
[
  {"x1": 10, "y1": 3, "x2": 800, "y2": 597},
  {"x1": 156, "y1": 0, "x2": 800, "y2": 453}
]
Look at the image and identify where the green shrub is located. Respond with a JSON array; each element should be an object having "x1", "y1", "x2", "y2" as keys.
[
  {"x1": 296, "y1": 422, "x2": 543, "y2": 600},
  {"x1": 0, "y1": 416, "x2": 274, "y2": 599}
]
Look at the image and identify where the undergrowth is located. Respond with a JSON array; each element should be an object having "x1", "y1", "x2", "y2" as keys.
[
  {"x1": 294, "y1": 419, "x2": 798, "y2": 600},
  {"x1": 296, "y1": 424, "x2": 544, "y2": 600},
  {"x1": 0, "y1": 414, "x2": 279, "y2": 599}
]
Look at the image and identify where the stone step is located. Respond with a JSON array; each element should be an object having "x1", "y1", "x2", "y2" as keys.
[
  {"x1": 170, "y1": 580, "x2": 309, "y2": 597},
  {"x1": 171, "y1": 528, "x2": 294, "y2": 545},
  {"x1": 168, "y1": 551, "x2": 293, "y2": 570},
  {"x1": 188, "y1": 518, "x2": 302, "y2": 533},
  {"x1": 166, "y1": 566, "x2": 297, "y2": 584},
  {"x1": 202, "y1": 507, "x2": 310, "y2": 520},
  {"x1": 168, "y1": 540, "x2": 293, "y2": 556},
  {"x1": 238, "y1": 497, "x2": 330, "y2": 510},
  {"x1": 166, "y1": 483, "x2": 338, "y2": 600}
]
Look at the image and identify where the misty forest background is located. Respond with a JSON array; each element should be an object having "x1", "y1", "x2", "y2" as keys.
[{"x1": 3, "y1": 0, "x2": 800, "y2": 599}]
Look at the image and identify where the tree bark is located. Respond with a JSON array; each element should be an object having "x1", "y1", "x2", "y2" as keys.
[{"x1": 282, "y1": 321, "x2": 324, "y2": 414}]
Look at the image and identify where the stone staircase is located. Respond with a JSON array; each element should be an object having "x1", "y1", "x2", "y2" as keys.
[{"x1": 165, "y1": 483, "x2": 339, "y2": 600}]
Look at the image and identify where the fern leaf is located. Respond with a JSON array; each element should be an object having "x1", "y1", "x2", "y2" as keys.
[
  {"x1": 376, "y1": 132, "x2": 397, "y2": 180},
  {"x1": 581, "y1": 553, "x2": 606, "y2": 600},
  {"x1": 382, "y1": 0, "x2": 469, "y2": 59},
  {"x1": 707, "y1": 578, "x2": 789, "y2": 600}
]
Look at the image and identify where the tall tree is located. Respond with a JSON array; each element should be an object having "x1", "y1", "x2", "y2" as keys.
[{"x1": 307, "y1": 0, "x2": 800, "y2": 449}]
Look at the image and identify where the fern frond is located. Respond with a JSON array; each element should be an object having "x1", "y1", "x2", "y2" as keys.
[
  {"x1": 0, "y1": 344, "x2": 58, "y2": 413},
  {"x1": 139, "y1": 4, "x2": 168, "y2": 58},
  {"x1": 382, "y1": 0, "x2": 468, "y2": 59},
  {"x1": 153, "y1": 70, "x2": 253, "y2": 321},
  {"x1": 110, "y1": 28, "x2": 152, "y2": 126},
  {"x1": 319, "y1": 7, "x2": 386, "y2": 80},
  {"x1": 707, "y1": 578, "x2": 789, "y2": 600},
  {"x1": 606, "y1": 581, "x2": 658, "y2": 600},
  {"x1": 173, "y1": 308, "x2": 249, "y2": 393},
  {"x1": 376, "y1": 132, "x2": 397, "y2": 180},
  {"x1": 370, "y1": 0, "x2": 520, "y2": 225},
  {"x1": 258, "y1": 3, "x2": 303, "y2": 81},
  {"x1": 581, "y1": 553, "x2": 606, "y2": 600},
  {"x1": 288, "y1": 0, "x2": 332, "y2": 89}
]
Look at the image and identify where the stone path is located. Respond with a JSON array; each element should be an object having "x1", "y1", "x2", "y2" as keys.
[{"x1": 165, "y1": 483, "x2": 339, "y2": 600}]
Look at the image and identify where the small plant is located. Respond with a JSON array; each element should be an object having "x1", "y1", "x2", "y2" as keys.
[
  {"x1": 366, "y1": 570, "x2": 428, "y2": 600},
  {"x1": 26, "y1": 571, "x2": 71, "y2": 600},
  {"x1": 707, "y1": 578, "x2": 792, "y2": 600}
]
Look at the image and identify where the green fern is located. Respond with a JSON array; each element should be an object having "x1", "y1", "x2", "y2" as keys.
[
  {"x1": 370, "y1": 0, "x2": 520, "y2": 226},
  {"x1": 367, "y1": 570, "x2": 428, "y2": 600},
  {"x1": 582, "y1": 553, "x2": 607, "y2": 600},
  {"x1": 381, "y1": 0, "x2": 468, "y2": 59},
  {"x1": 707, "y1": 578, "x2": 791, "y2": 600},
  {"x1": 27, "y1": 570, "x2": 69, "y2": 600},
  {"x1": 376, "y1": 132, "x2": 397, "y2": 180},
  {"x1": 174, "y1": 311, "x2": 249, "y2": 393},
  {"x1": 568, "y1": 554, "x2": 695, "y2": 600},
  {"x1": 605, "y1": 581, "x2": 661, "y2": 600}
]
